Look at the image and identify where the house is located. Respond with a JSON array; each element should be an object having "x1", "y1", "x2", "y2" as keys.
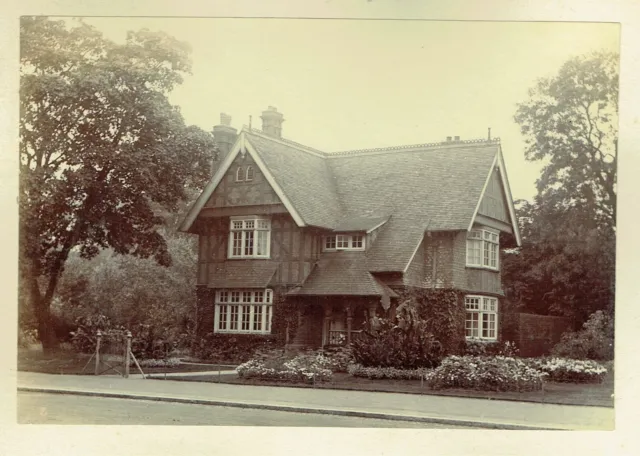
[{"x1": 179, "y1": 107, "x2": 521, "y2": 350}]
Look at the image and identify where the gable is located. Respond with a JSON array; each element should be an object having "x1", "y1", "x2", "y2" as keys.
[
  {"x1": 477, "y1": 167, "x2": 510, "y2": 223},
  {"x1": 205, "y1": 151, "x2": 282, "y2": 208}
]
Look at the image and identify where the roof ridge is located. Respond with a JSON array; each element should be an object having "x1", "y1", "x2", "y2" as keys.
[
  {"x1": 328, "y1": 138, "x2": 501, "y2": 158},
  {"x1": 242, "y1": 126, "x2": 328, "y2": 158}
]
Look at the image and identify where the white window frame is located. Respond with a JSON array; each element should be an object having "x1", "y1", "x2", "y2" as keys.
[
  {"x1": 465, "y1": 295, "x2": 498, "y2": 341},
  {"x1": 323, "y1": 234, "x2": 365, "y2": 251},
  {"x1": 214, "y1": 289, "x2": 273, "y2": 334},
  {"x1": 235, "y1": 166, "x2": 244, "y2": 182},
  {"x1": 466, "y1": 228, "x2": 499, "y2": 270},
  {"x1": 228, "y1": 216, "x2": 271, "y2": 259}
]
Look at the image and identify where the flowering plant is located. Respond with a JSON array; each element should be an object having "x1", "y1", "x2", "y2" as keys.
[
  {"x1": 236, "y1": 352, "x2": 333, "y2": 384},
  {"x1": 424, "y1": 355, "x2": 547, "y2": 392},
  {"x1": 526, "y1": 357, "x2": 607, "y2": 383}
]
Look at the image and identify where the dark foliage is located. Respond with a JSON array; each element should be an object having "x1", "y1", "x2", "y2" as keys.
[
  {"x1": 192, "y1": 333, "x2": 279, "y2": 364},
  {"x1": 351, "y1": 302, "x2": 443, "y2": 369}
]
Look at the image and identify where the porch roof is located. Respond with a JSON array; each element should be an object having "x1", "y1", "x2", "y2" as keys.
[
  {"x1": 207, "y1": 261, "x2": 278, "y2": 289},
  {"x1": 286, "y1": 252, "x2": 398, "y2": 297}
]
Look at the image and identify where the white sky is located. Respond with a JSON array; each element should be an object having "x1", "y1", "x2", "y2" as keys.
[{"x1": 81, "y1": 18, "x2": 619, "y2": 201}]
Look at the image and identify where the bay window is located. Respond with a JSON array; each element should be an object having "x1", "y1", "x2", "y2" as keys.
[
  {"x1": 465, "y1": 295, "x2": 498, "y2": 340},
  {"x1": 215, "y1": 289, "x2": 273, "y2": 334},
  {"x1": 466, "y1": 229, "x2": 499, "y2": 269},
  {"x1": 229, "y1": 216, "x2": 270, "y2": 258}
]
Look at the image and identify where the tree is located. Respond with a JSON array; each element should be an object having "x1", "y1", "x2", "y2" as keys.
[
  {"x1": 501, "y1": 199, "x2": 615, "y2": 327},
  {"x1": 19, "y1": 17, "x2": 217, "y2": 351},
  {"x1": 514, "y1": 51, "x2": 618, "y2": 229},
  {"x1": 506, "y1": 51, "x2": 618, "y2": 327}
]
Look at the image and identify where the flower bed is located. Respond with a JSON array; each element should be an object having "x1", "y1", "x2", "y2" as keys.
[
  {"x1": 423, "y1": 355, "x2": 547, "y2": 392},
  {"x1": 236, "y1": 353, "x2": 333, "y2": 384},
  {"x1": 347, "y1": 364, "x2": 429, "y2": 380},
  {"x1": 527, "y1": 357, "x2": 607, "y2": 383}
]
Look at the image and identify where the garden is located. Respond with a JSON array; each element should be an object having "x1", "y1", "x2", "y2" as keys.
[{"x1": 153, "y1": 307, "x2": 614, "y2": 408}]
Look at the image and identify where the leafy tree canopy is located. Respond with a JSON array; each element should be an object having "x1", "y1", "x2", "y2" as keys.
[
  {"x1": 505, "y1": 51, "x2": 618, "y2": 327},
  {"x1": 19, "y1": 17, "x2": 217, "y2": 350},
  {"x1": 514, "y1": 51, "x2": 618, "y2": 229}
]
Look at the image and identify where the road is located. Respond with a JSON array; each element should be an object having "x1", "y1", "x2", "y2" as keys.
[{"x1": 18, "y1": 392, "x2": 473, "y2": 427}]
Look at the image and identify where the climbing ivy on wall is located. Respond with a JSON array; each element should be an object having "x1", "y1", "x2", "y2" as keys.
[
  {"x1": 270, "y1": 286, "x2": 300, "y2": 345},
  {"x1": 393, "y1": 288, "x2": 467, "y2": 355}
]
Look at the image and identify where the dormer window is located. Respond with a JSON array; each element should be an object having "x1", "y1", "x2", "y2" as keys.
[
  {"x1": 245, "y1": 166, "x2": 254, "y2": 181},
  {"x1": 324, "y1": 234, "x2": 365, "y2": 251},
  {"x1": 235, "y1": 167, "x2": 244, "y2": 182}
]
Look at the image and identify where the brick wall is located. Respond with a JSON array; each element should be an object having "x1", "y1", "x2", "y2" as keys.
[{"x1": 502, "y1": 312, "x2": 572, "y2": 357}]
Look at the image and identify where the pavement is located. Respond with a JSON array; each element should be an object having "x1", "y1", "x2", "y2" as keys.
[{"x1": 16, "y1": 371, "x2": 614, "y2": 430}]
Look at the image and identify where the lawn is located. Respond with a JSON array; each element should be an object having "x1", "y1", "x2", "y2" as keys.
[
  {"x1": 158, "y1": 370, "x2": 614, "y2": 408},
  {"x1": 17, "y1": 348, "x2": 232, "y2": 376}
]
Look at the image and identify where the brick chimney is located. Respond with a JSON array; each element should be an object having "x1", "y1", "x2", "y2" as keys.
[
  {"x1": 213, "y1": 113, "x2": 238, "y2": 164},
  {"x1": 260, "y1": 106, "x2": 284, "y2": 138}
]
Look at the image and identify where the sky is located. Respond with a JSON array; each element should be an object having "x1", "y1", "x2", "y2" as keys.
[{"x1": 68, "y1": 18, "x2": 620, "y2": 201}]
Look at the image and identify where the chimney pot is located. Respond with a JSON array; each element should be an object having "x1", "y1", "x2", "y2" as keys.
[
  {"x1": 213, "y1": 113, "x2": 238, "y2": 169},
  {"x1": 261, "y1": 106, "x2": 285, "y2": 138},
  {"x1": 220, "y1": 113, "x2": 232, "y2": 126}
]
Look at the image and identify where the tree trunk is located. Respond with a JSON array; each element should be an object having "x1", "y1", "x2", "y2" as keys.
[
  {"x1": 26, "y1": 262, "x2": 61, "y2": 353},
  {"x1": 32, "y1": 291, "x2": 59, "y2": 352}
]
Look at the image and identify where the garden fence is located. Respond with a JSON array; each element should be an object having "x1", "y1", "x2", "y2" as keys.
[{"x1": 81, "y1": 329, "x2": 146, "y2": 378}]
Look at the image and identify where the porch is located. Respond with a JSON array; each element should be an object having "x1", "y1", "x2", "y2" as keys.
[{"x1": 286, "y1": 295, "x2": 384, "y2": 349}]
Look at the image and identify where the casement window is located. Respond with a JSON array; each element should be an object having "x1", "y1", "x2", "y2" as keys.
[
  {"x1": 245, "y1": 166, "x2": 254, "y2": 181},
  {"x1": 235, "y1": 167, "x2": 244, "y2": 182},
  {"x1": 215, "y1": 289, "x2": 273, "y2": 334},
  {"x1": 323, "y1": 234, "x2": 365, "y2": 251},
  {"x1": 465, "y1": 295, "x2": 498, "y2": 340},
  {"x1": 466, "y1": 229, "x2": 499, "y2": 269},
  {"x1": 229, "y1": 216, "x2": 271, "y2": 258}
]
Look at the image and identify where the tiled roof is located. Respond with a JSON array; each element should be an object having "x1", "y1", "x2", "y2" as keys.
[
  {"x1": 287, "y1": 251, "x2": 398, "y2": 297},
  {"x1": 328, "y1": 143, "x2": 498, "y2": 271},
  {"x1": 332, "y1": 214, "x2": 390, "y2": 232},
  {"x1": 242, "y1": 129, "x2": 499, "y2": 271},
  {"x1": 207, "y1": 261, "x2": 278, "y2": 289},
  {"x1": 245, "y1": 132, "x2": 344, "y2": 228}
]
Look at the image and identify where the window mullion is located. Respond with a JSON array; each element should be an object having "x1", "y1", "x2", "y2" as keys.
[{"x1": 249, "y1": 297, "x2": 255, "y2": 332}]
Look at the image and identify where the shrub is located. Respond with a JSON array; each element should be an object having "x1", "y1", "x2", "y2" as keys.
[
  {"x1": 526, "y1": 357, "x2": 607, "y2": 383},
  {"x1": 320, "y1": 345, "x2": 354, "y2": 373},
  {"x1": 424, "y1": 355, "x2": 547, "y2": 392},
  {"x1": 135, "y1": 357, "x2": 181, "y2": 368},
  {"x1": 464, "y1": 339, "x2": 519, "y2": 357},
  {"x1": 18, "y1": 328, "x2": 39, "y2": 348},
  {"x1": 347, "y1": 364, "x2": 429, "y2": 380},
  {"x1": 70, "y1": 314, "x2": 118, "y2": 353},
  {"x1": 236, "y1": 353, "x2": 333, "y2": 384},
  {"x1": 551, "y1": 311, "x2": 614, "y2": 361},
  {"x1": 398, "y1": 288, "x2": 467, "y2": 355},
  {"x1": 352, "y1": 302, "x2": 443, "y2": 369},
  {"x1": 193, "y1": 332, "x2": 279, "y2": 363}
]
